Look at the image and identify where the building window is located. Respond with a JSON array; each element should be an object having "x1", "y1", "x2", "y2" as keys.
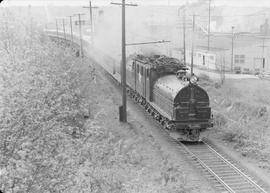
[
  {"x1": 235, "y1": 55, "x2": 245, "y2": 64},
  {"x1": 198, "y1": 53, "x2": 201, "y2": 57},
  {"x1": 210, "y1": 55, "x2": 214, "y2": 60}
]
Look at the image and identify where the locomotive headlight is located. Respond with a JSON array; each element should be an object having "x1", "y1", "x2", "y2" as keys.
[{"x1": 190, "y1": 75, "x2": 198, "y2": 84}]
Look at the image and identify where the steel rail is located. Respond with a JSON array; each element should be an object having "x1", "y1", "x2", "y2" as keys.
[
  {"x1": 203, "y1": 140, "x2": 268, "y2": 193},
  {"x1": 177, "y1": 141, "x2": 236, "y2": 193}
]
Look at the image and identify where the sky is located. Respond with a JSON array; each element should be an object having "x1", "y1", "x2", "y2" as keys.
[{"x1": 1, "y1": 0, "x2": 270, "y2": 7}]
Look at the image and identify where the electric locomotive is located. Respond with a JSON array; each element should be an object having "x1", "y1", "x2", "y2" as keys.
[{"x1": 126, "y1": 55, "x2": 213, "y2": 141}]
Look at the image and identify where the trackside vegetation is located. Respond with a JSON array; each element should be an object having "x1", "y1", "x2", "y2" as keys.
[{"x1": 0, "y1": 13, "x2": 203, "y2": 193}]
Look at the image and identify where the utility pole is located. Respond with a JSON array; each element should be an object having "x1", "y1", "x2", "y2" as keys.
[
  {"x1": 261, "y1": 36, "x2": 266, "y2": 72},
  {"x1": 111, "y1": 0, "x2": 137, "y2": 123},
  {"x1": 74, "y1": 13, "x2": 85, "y2": 58},
  {"x1": 261, "y1": 13, "x2": 267, "y2": 72},
  {"x1": 56, "y1": 19, "x2": 59, "y2": 39},
  {"x1": 83, "y1": 1, "x2": 98, "y2": 44},
  {"x1": 231, "y1": 26, "x2": 234, "y2": 72},
  {"x1": 62, "y1": 19, "x2": 66, "y2": 40},
  {"x1": 178, "y1": 6, "x2": 186, "y2": 64},
  {"x1": 191, "y1": 14, "x2": 197, "y2": 75},
  {"x1": 68, "y1": 16, "x2": 74, "y2": 42},
  {"x1": 183, "y1": 8, "x2": 186, "y2": 65},
  {"x1": 208, "y1": 0, "x2": 211, "y2": 51}
]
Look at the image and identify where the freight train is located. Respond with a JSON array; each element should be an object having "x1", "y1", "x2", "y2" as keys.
[{"x1": 125, "y1": 55, "x2": 213, "y2": 141}]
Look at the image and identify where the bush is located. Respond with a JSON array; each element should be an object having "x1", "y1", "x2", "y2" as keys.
[
  {"x1": 199, "y1": 73, "x2": 211, "y2": 82},
  {"x1": 214, "y1": 82, "x2": 221, "y2": 89},
  {"x1": 198, "y1": 73, "x2": 214, "y2": 87},
  {"x1": 0, "y1": 16, "x2": 90, "y2": 192},
  {"x1": 214, "y1": 113, "x2": 227, "y2": 127}
]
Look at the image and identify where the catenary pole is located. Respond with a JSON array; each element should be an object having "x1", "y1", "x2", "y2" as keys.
[
  {"x1": 62, "y1": 19, "x2": 66, "y2": 40},
  {"x1": 83, "y1": 1, "x2": 98, "y2": 44},
  {"x1": 56, "y1": 19, "x2": 59, "y2": 39},
  {"x1": 183, "y1": 8, "x2": 186, "y2": 65},
  {"x1": 74, "y1": 13, "x2": 85, "y2": 58},
  {"x1": 208, "y1": 0, "x2": 211, "y2": 51},
  {"x1": 262, "y1": 36, "x2": 266, "y2": 72},
  {"x1": 111, "y1": 0, "x2": 137, "y2": 122},
  {"x1": 122, "y1": 0, "x2": 127, "y2": 122},
  {"x1": 231, "y1": 26, "x2": 234, "y2": 72},
  {"x1": 191, "y1": 14, "x2": 197, "y2": 76},
  {"x1": 68, "y1": 16, "x2": 74, "y2": 42},
  {"x1": 178, "y1": 6, "x2": 186, "y2": 64},
  {"x1": 90, "y1": 1, "x2": 93, "y2": 44}
]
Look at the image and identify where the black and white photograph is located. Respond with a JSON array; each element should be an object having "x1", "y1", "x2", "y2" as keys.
[{"x1": 0, "y1": 0, "x2": 270, "y2": 192}]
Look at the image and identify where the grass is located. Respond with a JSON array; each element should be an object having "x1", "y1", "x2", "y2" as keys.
[{"x1": 199, "y1": 73, "x2": 270, "y2": 170}]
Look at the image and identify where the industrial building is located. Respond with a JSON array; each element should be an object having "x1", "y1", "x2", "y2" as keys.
[{"x1": 172, "y1": 33, "x2": 270, "y2": 74}]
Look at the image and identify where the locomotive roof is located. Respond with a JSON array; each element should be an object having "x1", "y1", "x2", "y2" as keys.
[
  {"x1": 134, "y1": 54, "x2": 187, "y2": 73},
  {"x1": 154, "y1": 75, "x2": 190, "y2": 99}
]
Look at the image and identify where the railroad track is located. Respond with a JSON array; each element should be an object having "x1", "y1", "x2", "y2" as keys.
[
  {"x1": 99, "y1": 58, "x2": 269, "y2": 193},
  {"x1": 171, "y1": 138, "x2": 268, "y2": 193}
]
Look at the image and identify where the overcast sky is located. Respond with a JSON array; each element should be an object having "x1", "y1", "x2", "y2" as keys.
[{"x1": 1, "y1": 0, "x2": 270, "y2": 7}]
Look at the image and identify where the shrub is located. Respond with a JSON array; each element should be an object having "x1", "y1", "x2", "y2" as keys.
[
  {"x1": 0, "y1": 15, "x2": 90, "y2": 192},
  {"x1": 214, "y1": 113, "x2": 227, "y2": 127}
]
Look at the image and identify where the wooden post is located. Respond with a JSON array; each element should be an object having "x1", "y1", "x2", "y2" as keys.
[
  {"x1": 62, "y1": 19, "x2": 66, "y2": 40},
  {"x1": 68, "y1": 16, "x2": 74, "y2": 42},
  {"x1": 74, "y1": 13, "x2": 85, "y2": 58},
  {"x1": 56, "y1": 19, "x2": 59, "y2": 38},
  {"x1": 121, "y1": 0, "x2": 127, "y2": 122},
  {"x1": 111, "y1": 0, "x2": 137, "y2": 122},
  {"x1": 231, "y1": 26, "x2": 234, "y2": 72},
  {"x1": 191, "y1": 14, "x2": 196, "y2": 75},
  {"x1": 83, "y1": 1, "x2": 98, "y2": 44}
]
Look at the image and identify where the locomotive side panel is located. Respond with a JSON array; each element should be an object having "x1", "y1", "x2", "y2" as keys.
[
  {"x1": 135, "y1": 63, "x2": 143, "y2": 96},
  {"x1": 151, "y1": 75, "x2": 187, "y2": 120},
  {"x1": 145, "y1": 68, "x2": 151, "y2": 101},
  {"x1": 126, "y1": 60, "x2": 135, "y2": 89},
  {"x1": 131, "y1": 61, "x2": 151, "y2": 99},
  {"x1": 152, "y1": 88, "x2": 174, "y2": 119}
]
